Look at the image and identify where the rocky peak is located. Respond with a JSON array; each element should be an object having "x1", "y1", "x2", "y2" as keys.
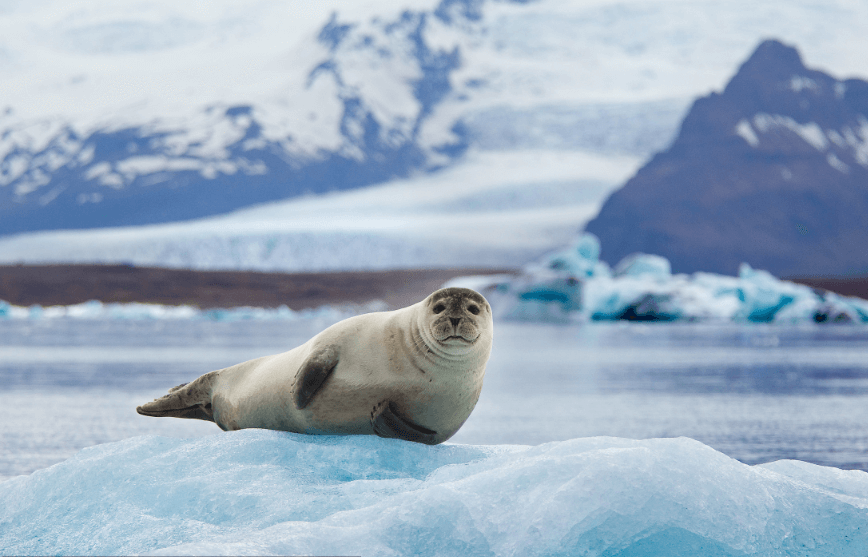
[{"x1": 584, "y1": 39, "x2": 868, "y2": 277}]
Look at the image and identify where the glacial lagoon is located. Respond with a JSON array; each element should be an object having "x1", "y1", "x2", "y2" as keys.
[{"x1": 3, "y1": 317, "x2": 868, "y2": 555}]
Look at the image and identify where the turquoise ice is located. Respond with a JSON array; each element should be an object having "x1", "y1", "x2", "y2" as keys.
[
  {"x1": 2, "y1": 430, "x2": 866, "y2": 556},
  {"x1": 489, "y1": 233, "x2": 868, "y2": 323}
]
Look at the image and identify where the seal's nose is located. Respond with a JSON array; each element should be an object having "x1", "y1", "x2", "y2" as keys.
[{"x1": 449, "y1": 317, "x2": 461, "y2": 327}]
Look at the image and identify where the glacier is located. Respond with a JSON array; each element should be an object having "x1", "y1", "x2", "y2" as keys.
[
  {"x1": 0, "y1": 150, "x2": 640, "y2": 272},
  {"x1": 466, "y1": 234, "x2": 868, "y2": 324},
  {"x1": 1, "y1": 430, "x2": 867, "y2": 556}
]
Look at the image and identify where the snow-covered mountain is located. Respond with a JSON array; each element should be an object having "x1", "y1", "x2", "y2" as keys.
[
  {"x1": 585, "y1": 40, "x2": 868, "y2": 277},
  {"x1": 0, "y1": 1, "x2": 480, "y2": 234},
  {"x1": 2, "y1": 0, "x2": 868, "y2": 270}
]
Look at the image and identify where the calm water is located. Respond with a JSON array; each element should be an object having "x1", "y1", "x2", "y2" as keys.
[{"x1": 2, "y1": 318, "x2": 868, "y2": 480}]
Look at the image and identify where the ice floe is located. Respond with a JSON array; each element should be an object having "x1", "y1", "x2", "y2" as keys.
[{"x1": 1, "y1": 430, "x2": 866, "y2": 556}]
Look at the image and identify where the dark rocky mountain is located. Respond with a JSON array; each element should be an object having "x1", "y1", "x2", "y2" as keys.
[
  {"x1": 584, "y1": 39, "x2": 868, "y2": 277},
  {"x1": 0, "y1": 2, "x2": 480, "y2": 237}
]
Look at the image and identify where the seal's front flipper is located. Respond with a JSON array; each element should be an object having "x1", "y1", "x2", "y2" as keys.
[
  {"x1": 137, "y1": 371, "x2": 217, "y2": 422},
  {"x1": 294, "y1": 345, "x2": 340, "y2": 409},
  {"x1": 371, "y1": 400, "x2": 439, "y2": 445}
]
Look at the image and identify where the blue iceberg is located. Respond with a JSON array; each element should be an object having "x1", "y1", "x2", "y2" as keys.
[
  {"x1": 472, "y1": 234, "x2": 868, "y2": 324},
  {"x1": 1, "y1": 431, "x2": 867, "y2": 556}
]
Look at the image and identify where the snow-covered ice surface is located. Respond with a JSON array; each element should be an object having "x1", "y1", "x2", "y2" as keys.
[
  {"x1": 4, "y1": 431, "x2": 868, "y2": 556},
  {"x1": 3, "y1": 317, "x2": 868, "y2": 554}
]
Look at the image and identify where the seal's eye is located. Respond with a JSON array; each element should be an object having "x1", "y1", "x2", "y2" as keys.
[
  {"x1": 433, "y1": 303, "x2": 446, "y2": 314},
  {"x1": 467, "y1": 304, "x2": 480, "y2": 315}
]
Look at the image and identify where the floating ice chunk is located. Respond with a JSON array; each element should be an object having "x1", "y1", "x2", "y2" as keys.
[
  {"x1": 583, "y1": 275, "x2": 681, "y2": 321},
  {"x1": 736, "y1": 263, "x2": 801, "y2": 322},
  {"x1": 811, "y1": 291, "x2": 868, "y2": 323},
  {"x1": 0, "y1": 299, "x2": 385, "y2": 322},
  {"x1": 613, "y1": 252, "x2": 671, "y2": 278},
  {"x1": 848, "y1": 296, "x2": 868, "y2": 321},
  {"x1": 681, "y1": 272, "x2": 744, "y2": 320},
  {"x1": 487, "y1": 238, "x2": 868, "y2": 324},
  {"x1": 574, "y1": 232, "x2": 602, "y2": 263},
  {"x1": 1, "y1": 431, "x2": 867, "y2": 556},
  {"x1": 540, "y1": 232, "x2": 607, "y2": 279},
  {"x1": 493, "y1": 234, "x2": 608, "y2": 319},
  {"x1": 504, "y1": 273, "x2": 584, "y2": 319}
]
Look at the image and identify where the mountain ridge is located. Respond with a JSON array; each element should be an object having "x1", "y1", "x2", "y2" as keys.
[{"x1": 585, "y1": 39, "x2": 868, "y2": 277}]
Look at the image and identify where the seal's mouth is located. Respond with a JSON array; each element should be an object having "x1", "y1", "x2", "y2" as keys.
[{"x1": 441, "y1": 335, "x2": 475, "y2": 344}]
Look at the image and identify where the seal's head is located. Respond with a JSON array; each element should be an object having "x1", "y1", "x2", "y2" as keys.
[{"x1": 419, "y1": 287, "x2": 493, "y2": 355}]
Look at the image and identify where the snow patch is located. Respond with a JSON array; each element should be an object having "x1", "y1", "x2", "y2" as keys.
[
  {"x1": 735, "y1": 118, "x2": 759, "y2": 146},
  {"x1": 789, "y1": 74, "x2": 819, "y2": 93},
  {"x1": 826, "y1": 152, "x2": 850, "y2": 173},
  {"x1": 82, "y1": 161, "x2": 111, "y2": 181},
  {"x1": 752, "y1": 114, "x2": 828, "y2": 150},
  {"x1": 76, "y1": 192, "x2": 103, "y2": 204},
  {"x1": 848, "y1": 117, "x2": 868, "y2": 166},
  {"x1": 827, "y1": 128, "x2": 848, "y2": 148},
  {"x1": 115, "y1": 156, "x2": 207, "y2": 178},
  {"x1": 749, "y1": 113, "x2": 868, "y2": 169}
]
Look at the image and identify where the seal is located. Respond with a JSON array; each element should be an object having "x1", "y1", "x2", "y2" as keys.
[{"x1": 137, "y1": 287, "x2": 493, "y2": 445}]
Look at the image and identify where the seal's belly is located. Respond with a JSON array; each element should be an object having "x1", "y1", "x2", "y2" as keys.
[
  {"x1": 305, "y1": 383, "x2": 382, "y2": 434},
  {"x1": 304, "y1": 373, "x2": 426, "y2": 435},
  {"x1": 305, "y1": 367, "x2": 471, "y2": 438}
]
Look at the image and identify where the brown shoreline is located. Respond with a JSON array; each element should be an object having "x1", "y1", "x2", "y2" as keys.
[
  {"x1": 0, "y1": 264, "x2": 516, "y2": 310},
  {"x1": 0, "y1": 265, "x2": 865, "y2": 311},
  {"x1": 786, "y1": 276, "x2": 868, "y2": 302}
]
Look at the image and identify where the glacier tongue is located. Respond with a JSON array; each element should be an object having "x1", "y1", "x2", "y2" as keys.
[{"x1": 1, "y1": 430, "x2": 867, "y2": 556}]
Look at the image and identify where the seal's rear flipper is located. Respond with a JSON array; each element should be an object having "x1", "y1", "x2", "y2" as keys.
[
  {"x1": 137, "y1": 371, "x2": 217, "y2": 422},
  {"x1": 371, "y1": 400, "x2": 439, "y2": 445}
]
